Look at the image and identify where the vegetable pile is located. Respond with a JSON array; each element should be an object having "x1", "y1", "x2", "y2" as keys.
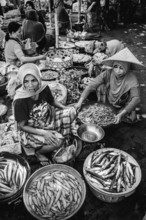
[
  {"x1": 0, "y1": 131, "x2": 19, "y2": 146},
  {"x1": 84, "y1": 149, "x2": 139, "y2": 193},
  {"x1": 51, "y1": 87, "x2": 63, "y2": 100},
  {"x1": 26, "y1": 170, "x2": 82, "y2": 219},
  {"x1": 59, "y1": 68, "x2": 87, "y2": 104},
  {"x1": 0, "y1": 157, "x2": 27, "y2": 199},
  {"x1": 41, "y1": 70, "x2": 59, "y2": 80},
  {"x1": 0, "y1": 122, "x2": 20, "y2": 146},
  {"x1": 78, "y1": 103, "x2": 115, "y2": 127}
]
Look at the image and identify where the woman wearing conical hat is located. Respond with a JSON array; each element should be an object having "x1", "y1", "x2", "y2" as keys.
[{"x1": 75, "y1": 48, "x2": 146, "y2": 124}]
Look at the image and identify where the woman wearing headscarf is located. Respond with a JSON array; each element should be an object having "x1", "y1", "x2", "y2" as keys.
[
  {"x1": 13, "y1": 63, "x2": 77, "y2": 158},
  {"x1": 75, "y1": 48, "x2": 145, "y2": 124},
  {"x1": 22, "y1": 9, "x2": 46, "y2": 53},
  {"x1": 4, "y1": 21, "x2": 46, "y2": 66}
]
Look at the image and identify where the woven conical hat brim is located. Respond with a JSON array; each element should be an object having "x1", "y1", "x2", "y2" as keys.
[{"x1": 102, "y1": 47, "x2": 146, "y2": 70}]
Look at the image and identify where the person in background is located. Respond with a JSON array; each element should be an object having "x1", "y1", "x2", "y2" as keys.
[
  {"x1": 13, "y1": 63, "x2": 77, "y2": 161},
  {"x1": 25, "y1": 0, "x2": 46, "y2": 32},
  {"x1": 0, "y1": 16, "x2": 5, "y2": 60},
  {"x1": 75, "y1": 48, "x2": 145, "y2": 124},
  {"x1": 93, "y1": 39, "x2": 125, "y2": 57},
  {"x1": 4, "y1": 21, "x2": 46, "y2": 66},
  {"x1": 22, "y1": 9, "x2": 46, "y2": 54},
  {"x1": 86, "y1": 0, "x2": 100, "y2": 32},
  {"x1": 56, "y1": 0, "x2": 70, "y2": 34}
]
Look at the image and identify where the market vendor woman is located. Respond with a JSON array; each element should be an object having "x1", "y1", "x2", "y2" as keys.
[
  {"x1": 75, "y1": 48, "x2": 146, "y2": 124},
  {"x1": 13, "y1": 63, "x2": 76, "y2": 159},
  {"x1": 4, "y1": 21, "x2": 45, "y2": 66}
]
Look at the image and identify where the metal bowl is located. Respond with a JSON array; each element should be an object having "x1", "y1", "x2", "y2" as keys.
[
  {"x1": 77, "y1": 124, "x2": 105, "y2": 143},
  {"x1": 0, "y1": 152, "x2": 30, "y2": 203},
  {"x1": 23, "y1": 164, "x2": 86, "y2": 220}
]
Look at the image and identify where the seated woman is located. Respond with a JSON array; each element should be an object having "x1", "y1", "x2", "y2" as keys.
[
  {"x1": 4, "y1": 21, "x2": 45, "y2": 66},
  {"x1": 22, "y1": 9, "x2": 46, "y2": 54},
  {"x1": 75, "y1": 48, "x2": 145, "y2": 124},
  {"x1": 13, "y1": 63, "x2": 76, "y2": 159},
  {"x1": 56, "y1": 0, "x2": 70, "y2": 34},
  {"x1": 25, "y1": 0, "x2": 46, "y2": 32}
]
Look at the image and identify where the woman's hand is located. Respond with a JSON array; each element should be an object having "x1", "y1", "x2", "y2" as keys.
[
  {"x1": 39, "y1": 53, "x2": 47, "y2": 60},
  {"x1": 73, "y1": 102, "x2": 82, "y2": 112},
  {"x1": 114, "y1": 109, "x2": 127, "y2": 124},
  {"x1": 114, "y1": 113, "x2": 123, "y2": 124},
  {"x1": 43, "y1": 130, "x2": 59, "y2": 146}
]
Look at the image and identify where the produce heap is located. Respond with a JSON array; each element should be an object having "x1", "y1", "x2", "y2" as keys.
[
  {"x1": 78, "y1": 103, "x2": 116, "y2": 127},
  {"x1": 59, "y1": 68, "x2": 88, "y2": 104}
]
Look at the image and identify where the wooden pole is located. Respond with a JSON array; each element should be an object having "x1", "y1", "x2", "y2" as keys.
[
  {"x1": 78, "y1": 0, "x2": 81, "y2": 23},
  {"x1": 38, "y1": 0, "x2": 41, "y2": 9},
  {"x1": 48, "y1": 0, "x2": 52, "y2": 27},
  {"x1": 54, "y1": 0, "x2": 59, "y2": 48}
]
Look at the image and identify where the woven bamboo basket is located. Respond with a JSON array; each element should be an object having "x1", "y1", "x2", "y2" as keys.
[{"x1": 45, "y1": 48, "x2": 73, "y2": 71}]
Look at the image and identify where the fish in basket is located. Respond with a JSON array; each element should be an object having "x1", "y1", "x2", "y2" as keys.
[
  {"x1": 0, "y1": 152, "x2": 30, "y2": 203},
  {"x1": 23, "y1": 164, "x2": 86, "y2": 220},
  {"x1": 83, "y1": 148, "x2": 142, "y2": 203},
  {"x1": 77, "y1": 103, "x2": 116, "y2": 127}
]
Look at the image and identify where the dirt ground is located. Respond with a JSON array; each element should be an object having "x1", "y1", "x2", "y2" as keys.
[{"x1": 1, "y1": 22, "x2": 146, "y2": 220}]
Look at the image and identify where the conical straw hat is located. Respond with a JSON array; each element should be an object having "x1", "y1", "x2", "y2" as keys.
[{"x1": 102, "y1": 47, "x2": 146, "y2": 70}]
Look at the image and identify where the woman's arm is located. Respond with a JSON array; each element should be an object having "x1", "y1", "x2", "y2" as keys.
[
  {"x1": 52, "y1": 99, "x2": 66, "y2": 109},
  {"x1": 75, "y1": 71, "x2": 106, "y2": 109},
  {"x1": 18, "y1": 120, "x2": 59, "y2": 145},
  {"x1": 18, "y1": 120, "x2": 46, "y2": 136},
  {"x1": 87, "y1": 2, "x2": 96, "y2": 12},
  {"x1": 14, "y1": 41, "x2": 46, "y2": 64},
  {"x1": 20, "y1": 53, "x2": 46, "y2": 64},
  {"x1": 115, "y1": 87, "x2": 140, "y2": 124},
  {"x1": 124, "y1": 87, "x2": 140, "y2": 113}
]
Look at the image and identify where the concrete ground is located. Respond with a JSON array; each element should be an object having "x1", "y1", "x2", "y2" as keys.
[{"x1": 0, "y1": 22, "x2": 146, "y2": 220}]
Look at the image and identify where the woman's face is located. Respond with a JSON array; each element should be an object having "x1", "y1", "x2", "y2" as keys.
[
  {"x1": 26, "y1": 4, "x2": 33, "y2": 11},
  {"x1": 12, "y1": 27, "x2": 21, "y2": 39},
  {"x1": 113, "y1": 63, "x2": 126, "y2": 79},
  {"x1": 24, "y1": 74, "x2": 39, "y2": 93},
  {"x1": 100, "y1": 0, "x2": 106, "y2": 7}
]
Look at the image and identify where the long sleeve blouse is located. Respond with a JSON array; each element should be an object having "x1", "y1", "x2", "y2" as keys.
[{"x1": 80, "y1": 70, "x2": 140, "y2": 113}]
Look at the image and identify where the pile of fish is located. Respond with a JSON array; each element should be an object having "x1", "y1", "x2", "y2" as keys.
[
  {"x1": 78, "y1": 103, "x2": 115, "y2": 127},
  {"x1": 26, "y1": 170, "x2": 82, "y2": 219},
  {"x1": 0, "y1": 157, "x2": 27, "y2": 199},
  {"x1": 85, "y1": 149, "x2": 138, "y2": 193}
]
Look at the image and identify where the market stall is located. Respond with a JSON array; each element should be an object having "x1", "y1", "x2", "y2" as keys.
[{"x1": 0, "y1": 2, "x2": 146, "y2": 220}]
